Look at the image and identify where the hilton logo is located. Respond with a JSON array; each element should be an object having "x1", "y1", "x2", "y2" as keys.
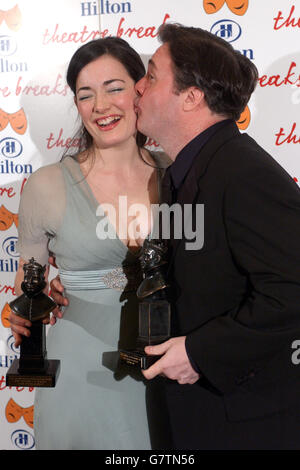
[
  {"x1": 1, "y1": 236, "x2": 19, "y2": 272},
  {"x1": 0, "y1": 137, "x2": 22, "y2": 158},
  {"x1": 0, "y1": 59, "x2": 28, "y2": 73},
  {"x1": 0, "y1": 35, "x2": 17, "y2": 56},
  {"x1": 0, "y1": 33, "x2": 28, "y2": 73},
  {"x1": 81, "y1": 0, "x2": 132, "y2": 16},
  {"x1": 11, "y1": 430, "x2": 35, "y2": 450},
  {"x1": 0, "y1": 354, "x2": 18, "y2": 367},
  {"x1": 2, "y1": 236, "x2": 19, "y2": 257},
  {"x1": 0, "y1": 259, "x2": 18, "y2": 272},
  {"x1": 1, "y1": 237, "x2": 19, "y2": 272},
  {"x1": 0, "y1": 137, "x2": 32, "y2": 174},
  {"x1": 7, "y1": 334, "x2": 20, "y2": 354},
  {"x1": 210, "y1": 19, "x2": 254, "y2": 59},
  {"x1": 210, "y1": 19, "x2": 242, "y2": 42}
]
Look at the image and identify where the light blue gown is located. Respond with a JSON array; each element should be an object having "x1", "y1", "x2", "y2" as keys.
[{"x1": 16, "y1": 153, "x2": 169, "y2": 450}]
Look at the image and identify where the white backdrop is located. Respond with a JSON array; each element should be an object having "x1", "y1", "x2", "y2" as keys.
[{"x1": 0, "y1": 0, "x2": 299, "y2": 450}]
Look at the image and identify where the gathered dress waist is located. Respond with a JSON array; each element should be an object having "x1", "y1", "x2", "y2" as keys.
[{"x1": 59, "y1": 265, "x2": 142, "y2": 292}]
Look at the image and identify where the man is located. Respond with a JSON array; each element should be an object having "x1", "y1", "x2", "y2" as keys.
[
  {"x1": 13, "y1": 24, "x2": 300, "y2": 449},
  {"x1": 132, "y1": 24, "x2": 300, "y2": 449}
]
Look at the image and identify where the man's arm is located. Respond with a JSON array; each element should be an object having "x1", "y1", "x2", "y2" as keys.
[
  {"x1": 185, "y1": 153, "x2": 300, "y2": 393},
  {"x1": 143, "y1": 149, "x2": 300, "y2": 391}
]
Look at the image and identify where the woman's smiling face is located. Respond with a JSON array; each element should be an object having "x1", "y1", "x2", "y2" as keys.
[{"x1": 75, "y1": 54, "x2": 138, "y2": 150}]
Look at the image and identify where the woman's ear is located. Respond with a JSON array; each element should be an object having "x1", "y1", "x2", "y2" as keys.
[{"x1": 182, "y1": 87, "x2": 205, "y2": 112}]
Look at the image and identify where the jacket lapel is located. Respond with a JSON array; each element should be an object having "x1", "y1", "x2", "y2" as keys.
[{"x1": 168, "y1": 121, "x2": 241, "y2": 265}]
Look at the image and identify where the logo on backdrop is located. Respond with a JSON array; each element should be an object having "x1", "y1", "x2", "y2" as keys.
[
  {"x1": 0, "y1": 336, "x2": 18, "y2": 367},
  {"x1": 81, "y1": 0, "x2": 133, "y2": 16},
  {"x1": 0, "y1": 109, "x2": 27, "y2": 135},
  {"x1": 0, "y1": 138, "x2": 32, "y2": 175},
  {"x1": 11, "y1": 429, "x2": 35, "y2": 450},
  {"x1": 0, "y1": 5, "x2": 22, "y2": 32},
  {"x1": 236, "y1": 105, "x2": 251, "y2": 130},
  {"x1": 6, "y1": 399, "x2": 34, "y2": 428},
  {"x1": 1, "y1": 302, "x2": 11, "y2": 327},
  {"x1": 0, "y1": 137, "x2": 23, "y2": 158},
  {"x1": 0, "y1": 208, "x2": 18, "y2": 231},
  {"x1": 210, "y1": 18, "x2": 241, "y2": 42},
  {"x1": 7, "y1": 334, "x2": 20, "y2": 354},
  {"x1": 210, "y1": 18, "x2": 254, "y2": 59},
  {"x1": 0, "y1": 35, "x2": 17, "y2": 56},
  {"x1": 204, "y1": 0, "x2": 249, "y2": 16},
  {"x1": 1, "y1": 236, "x2": 19, "y2": 272},
  {"x1": 2, "y1": 236, "x2": 19, "y2": 255}
]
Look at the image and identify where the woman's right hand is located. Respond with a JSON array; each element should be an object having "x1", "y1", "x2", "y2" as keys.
[
  {"x1": 49, "y1": 275, "x2": 69, "y2": 325},
  {"x1": 9, "y1": 310, "x2": 31, "y2": 348}
]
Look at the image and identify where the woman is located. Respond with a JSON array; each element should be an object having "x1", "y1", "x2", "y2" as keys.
[{"x1": 9, "y1": 37, "x2": 170, "y2": 450}]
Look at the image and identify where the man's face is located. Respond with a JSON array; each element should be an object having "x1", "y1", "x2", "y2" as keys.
[{"x1": 135, "y1": 44, "x2": 181, "y2": 144}]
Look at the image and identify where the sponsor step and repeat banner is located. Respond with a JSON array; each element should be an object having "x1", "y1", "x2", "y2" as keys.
[{"x1": 0, "y1": 0, "x2": 299, "y2": 450}]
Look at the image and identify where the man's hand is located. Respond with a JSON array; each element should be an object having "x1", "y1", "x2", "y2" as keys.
[
  {"x1": 142, "y1": 336, "x2": 200, "y2": 384},
  {"x1": 49, "y1": 275, "x2": 68, "y2": 325}
]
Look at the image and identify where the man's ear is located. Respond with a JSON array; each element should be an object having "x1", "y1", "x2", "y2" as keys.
[{"x1": 182, "y1": 87, "x2": 204, "y2": 111}]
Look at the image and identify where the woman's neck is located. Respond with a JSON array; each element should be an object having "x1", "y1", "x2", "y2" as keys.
[{"x1": 81, "y1": 138, "x2": 145, "y2": 176}]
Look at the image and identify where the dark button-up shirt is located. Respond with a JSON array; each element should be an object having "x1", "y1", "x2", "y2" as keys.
[
  {"x1": 169, "y1": 119, "x2": 233, "y2": 192},
  {"x1": 167, "y1": 119, "x2": 234, "y2": 375}
]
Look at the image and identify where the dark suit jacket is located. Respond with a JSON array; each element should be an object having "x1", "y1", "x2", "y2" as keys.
[{"x1": 165, "y1": 121, "x2": 300, "y2": 430}]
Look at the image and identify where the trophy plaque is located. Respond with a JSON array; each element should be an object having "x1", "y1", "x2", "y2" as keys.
[
  {"x1": 120, "y1": 238, "x2": 171, "y2": 369},
  {"x1": 6, "y1": 258, "x2": 60, "y2": 387}
]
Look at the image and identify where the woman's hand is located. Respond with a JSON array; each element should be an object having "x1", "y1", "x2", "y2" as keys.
[
  {"x1": 9, "y1": 310, "x2": 31, "y2": 348},
  {"x1": 48, "y1": 254, "x2": 68, "y2": 325},
  {"x1": 49, "y1": 275, "x2": 69, "y2": 325},
  {"x1": 10, "y1": 257, "x2": 51, "y2": 345}
]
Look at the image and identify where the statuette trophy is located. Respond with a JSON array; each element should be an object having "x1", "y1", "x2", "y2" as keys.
[
  {"x1": 6, "y1": 258, "x2": 60, "y2": 387},
  {"x1": 120, "y1": 238, "x2": 171, "y2": 369}
]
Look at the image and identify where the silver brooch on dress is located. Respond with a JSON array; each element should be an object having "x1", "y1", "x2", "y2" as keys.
[{"x1": 102, "y1": 265, "x2": 142, "y2": 292}]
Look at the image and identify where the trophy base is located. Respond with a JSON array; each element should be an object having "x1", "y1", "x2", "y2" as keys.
[
  {"x1": 6, "y1": 359, "x2": 61, "y2": 388},
  {"x1": 119, "y1": 349, "x2": 161, "y2": 370}
]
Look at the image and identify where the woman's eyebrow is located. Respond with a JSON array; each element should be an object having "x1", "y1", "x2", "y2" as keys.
[
  {"x1": 103, "y1": 79, "x2": 126, "y2": 86},
  {"x1": 77, "y1": 86, "x2": 91, "y2": 92},
  {"x1": 77, "y1": 79, "x2": 126, "y2": 92}
]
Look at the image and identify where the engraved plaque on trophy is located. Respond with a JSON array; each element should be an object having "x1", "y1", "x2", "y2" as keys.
[
  {"x1": 6, "y1": 258, "x2": 60, "y2": 387},
  {"x1": 120, "y1": 238, "x2": 171, "y2": 369}
]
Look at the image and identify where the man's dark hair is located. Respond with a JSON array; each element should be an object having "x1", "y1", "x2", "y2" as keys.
[{"x1": 158, "y1": 23, "x2": 258, "y2": 120}]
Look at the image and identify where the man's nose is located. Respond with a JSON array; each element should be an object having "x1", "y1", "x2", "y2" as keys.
[{"x1": 135, "y1": 76, "x2": 146, "y2": 96}]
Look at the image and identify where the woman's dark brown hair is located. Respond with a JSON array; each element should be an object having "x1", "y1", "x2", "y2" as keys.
[{"x1": 65, "y1": 37, "x2": 147, "y2": 160}]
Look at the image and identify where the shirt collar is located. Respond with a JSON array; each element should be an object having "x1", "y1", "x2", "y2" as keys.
[{"x1": 170, "y1": 119, "x2": 233, "y2": 189}]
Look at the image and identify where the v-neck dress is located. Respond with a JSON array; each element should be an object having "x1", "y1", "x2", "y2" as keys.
[{"x1": 16, "y1": 153, "x2": 170, "y2": 450}]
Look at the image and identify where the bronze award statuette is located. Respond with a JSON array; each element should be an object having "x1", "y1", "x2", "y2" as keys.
[
  {"x1": 6, "y1": 258, "x2": 60, "y2": 387},
  {"x1": 120, "y1": 238, "x2": 171, "y2": 369}
]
